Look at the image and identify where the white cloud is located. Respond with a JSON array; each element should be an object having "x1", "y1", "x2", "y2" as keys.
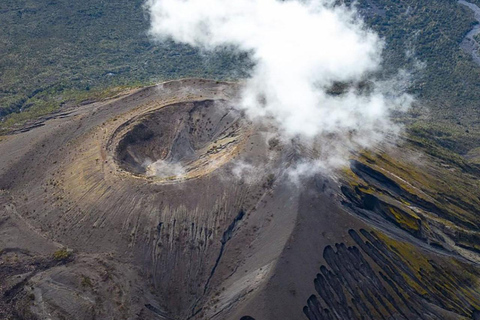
[{"x1": 145, "y1": 0, "x2": 412, "y2": 171}]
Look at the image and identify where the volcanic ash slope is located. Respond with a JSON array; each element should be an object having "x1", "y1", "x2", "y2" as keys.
[{"x1": 0, "y1": 79, "x2": 479, "y2": 320}]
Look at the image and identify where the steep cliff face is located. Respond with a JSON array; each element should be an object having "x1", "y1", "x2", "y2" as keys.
[{"x1": 0, "y1": 80, "x2": 479, "y2": 320}]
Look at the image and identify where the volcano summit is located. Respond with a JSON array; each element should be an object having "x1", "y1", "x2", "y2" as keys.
[{"x1": 0, "y1": 79, "x2": 479, "y2": 320}]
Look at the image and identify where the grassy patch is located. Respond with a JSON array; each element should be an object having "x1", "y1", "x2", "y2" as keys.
[
  {"x1": 0, "y1": 84, "x2": 144, "y2": 132},
  {"x1": 53, "y1": 247, "x2": 72, "y2": 261},
  {"x1": 81, "y1": 275, "x2": 93, "y2": 288}
]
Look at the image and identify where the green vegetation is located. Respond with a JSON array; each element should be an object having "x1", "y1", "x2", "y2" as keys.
[
  {"x1": 81, "y1": 275, "x2": 93, "y2": 288},
  {"x1": 407, "y1": 120, "x2": 480, "y2": 165},
  {"x1": 53, "y1": 247, "x2": 72, "y2": 261},
  {"x1": 359, "y1": 0, "x2": 477, "y2": 111},
  {"x1": 0, "y1": 0, "x2": 249, "y2": 129},
  {"x1": 0, "y1": 84, "x2": 142, "y2": 132},
  {"x1": 2, "y1": 0, "x2": 480, "y2": 162},
  {"x1": 353, "y1": 0, "x2": 480, "y2": 156}
]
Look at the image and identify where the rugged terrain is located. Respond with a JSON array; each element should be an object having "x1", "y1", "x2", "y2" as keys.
[{"x1": 0, "y1": 79, "x2": 479, "y2": 320}]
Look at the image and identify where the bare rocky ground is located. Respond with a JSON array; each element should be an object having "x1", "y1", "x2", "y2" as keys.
[{"x1": 0, "y1": 79, "x2": 479, "y2": 320}]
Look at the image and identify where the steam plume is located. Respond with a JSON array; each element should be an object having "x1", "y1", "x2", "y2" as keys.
[{"x1": 145, "y1": 0, "x2": 412, "y2": 169}]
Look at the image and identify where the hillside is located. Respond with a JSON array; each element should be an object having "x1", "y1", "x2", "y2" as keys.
[
  {"x1": 1, "y1": 1, "x2": 480, "y2": 320},
  {"x1": 0, "y1": 79, "x2": 479, "y2": 320},
  {"x1": 0, "y1": 0, "x2": 248, "y2": 125}
]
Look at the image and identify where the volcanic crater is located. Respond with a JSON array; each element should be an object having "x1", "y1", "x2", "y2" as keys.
[{"x1": 111, "y1": 99, "x2": 249, "y2": 181}]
